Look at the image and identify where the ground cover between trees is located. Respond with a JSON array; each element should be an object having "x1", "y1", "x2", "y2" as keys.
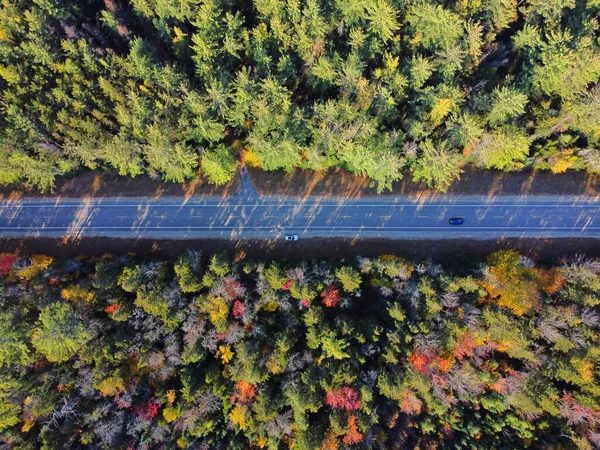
[
  {"x1": 0, "y1": 171, "x2": 239, "y2": 200},
  {"x1": 250, "y1": 167, "x2": 600, "y2": 198},
  {"x1": 3, "y1": 237, "x2": 600, "y2": 264},
  {"x1": 0, "y1": 248, "x2": 600, "y2": 449},
  {"x1": 0, "y1": 167, "x2": 597, "y2": 200}
]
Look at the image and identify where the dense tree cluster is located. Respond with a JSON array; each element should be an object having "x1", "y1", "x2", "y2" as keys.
[
  {"x1": 1, "y1": 249, "x2": 600, "y2": 449},
  {"x1": 1, "y1": 1, "x2": 600, "y2": 192}
]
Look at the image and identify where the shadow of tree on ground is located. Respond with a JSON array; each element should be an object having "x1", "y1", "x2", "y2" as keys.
[
  {"x1": 249, "y1": 167, "x2": 600, "y2": 199},
  {"x1": 3, "y1": 236, "x2": 600, "y2": 266}
]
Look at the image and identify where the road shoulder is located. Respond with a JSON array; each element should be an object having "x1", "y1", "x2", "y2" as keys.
[
  {"x1": 249, "y1": 167, "x2": 600, "y2": 198},
  {"x1": 0, "y1": 170, "x2": 239, "y2": 200}
]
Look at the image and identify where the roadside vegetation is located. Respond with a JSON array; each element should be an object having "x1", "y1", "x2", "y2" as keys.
[
  {"x1": 1, "y1": 249, "x2": 600, "y2": 448},
  {"x1": 1, "y1": 1, "x2": 600, "y2": 192}
]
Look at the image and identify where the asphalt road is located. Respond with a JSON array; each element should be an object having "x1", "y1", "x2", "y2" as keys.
[{"x1": 0, "y1": 172, "x2": 599, "y2": 240}]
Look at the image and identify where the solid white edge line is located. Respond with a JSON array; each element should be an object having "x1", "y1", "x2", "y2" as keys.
[
  {"x1": 1, "y1": 226, "x2": 600, "y2": 230},
  {"x1": 0, "y1": 203, "x2": 599, "y2": 208}
]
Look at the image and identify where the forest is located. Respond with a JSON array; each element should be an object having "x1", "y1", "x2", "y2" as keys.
[
  {"x1": 0, "y1": 249, "x2": 599, "y2": 449},
  {"x1": 1, "y1": 0, "x2": 600, "y2": 192}
]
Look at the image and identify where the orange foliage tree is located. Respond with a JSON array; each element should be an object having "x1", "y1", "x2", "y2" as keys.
[
  {"x1": 342, "y1": 415, "x2": 363, "y2": 444},
  {"x1": 321, "y1": 285, "x2": 341, "y2": 307},
  {"x1": 235, "y1": 381, "x2": 256, "y2": 404}
]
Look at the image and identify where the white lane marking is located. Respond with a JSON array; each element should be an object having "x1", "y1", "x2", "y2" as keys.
[
  {"x1": 1, "y1": 202, "x2": 599, "y2": 208},
  {"x1": 493, "y1": 215, "x2": 505, "y2": 218},
  {"x1": 2, "y1": 226, "x2": 600, "y2": 230},
  {"x1": 417, "y1": 215, "x2": 429, "y2": 218}
]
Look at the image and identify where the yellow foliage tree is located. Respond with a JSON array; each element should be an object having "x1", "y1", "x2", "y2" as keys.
[
  {"x1": 229, "y1": 405, "x2": 249, "y2": 430},
  {"x1": 217, "y1": 345, "x2": 234, "y2": 364},
  {"x1": 61, "y1": 284, "x2": 96, "y2": 304},
  {"x1": 201, "y1": 296, "x2": 229, "y2": 332},
  {"x1": 166, "y1": 389, "x2": 176, "y2": 405},
  {"x1": 17, "y1": 255, "x2": 53, "y2": 281},
  {"x1": 550, "y1": 152, "x2": 578, "y2": 174},
  {"x1": 480, "y1": 250, "x2": 541, "y2": 316},
  {"x1": 242, "y1": 147, "x2": 262, "y2": 168},
  {"x1": 163, "y1": 406, "x2": 179, "y2": 423},
  {"x1": 430, "y1": 98, "x2": 453, "y2": 127},
  {"x1": 96, "y1": 374, "x2": 125, "y2": 397}
]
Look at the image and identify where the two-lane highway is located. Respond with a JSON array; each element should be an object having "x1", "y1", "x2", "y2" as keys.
[{"x1": 0, "y1": 172, "x2": 599, "y2": 240}]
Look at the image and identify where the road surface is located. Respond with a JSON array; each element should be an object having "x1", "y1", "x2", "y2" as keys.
[{"x1": 0, "y1": 172, "x2": 599, "y2": 240}]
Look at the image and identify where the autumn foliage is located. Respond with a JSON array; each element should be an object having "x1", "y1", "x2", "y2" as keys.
[
  {"x1": 134, "y1": 400, "x2": 160, "y2": 420},
  {"x1": 325, "y1": 387, "x2": 361, "y2": 411},
  {"x1": 0, "y1": 253, "x2": 17, "y2": 276},
  {"x1": 399, "y1": 389, "x2": 423, "y2": 415},
  {"x1": 1, "y1": 250, "x2": 600, "y2": 449},
  {"x1": 342, "y1": 415, "x2": 363, "y2": 444},
  {"x1": 232, "y1": 300, "x2": 245, "y2": 319},
  {"x1": 453, "y1": 331, "x2": 478, "y2": 361},
  {"x1": 104, "y1": 304, "x2": 121, "y2": 313},
  {"x1": 234, "y1": 381, "x2": 256, "y2": 404},
  {"x1": 321, "y1": 285, "x2": 341, "y2": 307},
  {"x1": 409, "y1": 351, "x2": 433, "y2": 374},
  {"x1": 481, "y1": 250, "x2": 541, "y2": 316},
  {"x1": 536, "y1": 268, "x2": 566, "y2": 296}
]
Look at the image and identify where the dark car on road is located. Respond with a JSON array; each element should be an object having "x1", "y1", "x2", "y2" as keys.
[{"x1": 449, "y1": 217, "x2": 464, "y2": 225}]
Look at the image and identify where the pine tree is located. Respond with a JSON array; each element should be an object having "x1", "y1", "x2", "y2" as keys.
[
  {"x1": 200, "y1": 144, "x2": 238, "y2": 185},
  {"x1": 31, "y1": 303, "x2": 92, "y2": 363},
  {"x1": 471, "y1": 126, "x2": 530, "y2": 170},
  {"x1": 412, "y1": 140, "x2": 463, "y2": 192}
]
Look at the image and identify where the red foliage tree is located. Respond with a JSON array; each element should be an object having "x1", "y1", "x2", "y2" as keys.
[
  {"x1": 560, "y1": 392, "x2": 600, "y2": 426},
  {"x1": 300, "y1": 298, "x2": 310, "y2": 307},
  {"x1": 321, "y1": 285, "x2": 341, "y2": 307},
  {"x1": 326, "y1": 387, "x2": 360, "y2": 411},
  {"x1": 283, "y1": 280, "x2": 294, "y2": 290},
  {"x1": 342, "y1": 414, "x2": 363, "y2": 444},
  {"x1": 233, "y1": 300, "x2": 245, "y2": 319},
  {"x1": 453, "y1": 332, "x2": 478, "y2": 360},
  {"x1": 0, "y1": 253, "x2": 17, "y2": 277},
  {"x1": 135, "y1": 400, "x2": 160, "y2": 420}
]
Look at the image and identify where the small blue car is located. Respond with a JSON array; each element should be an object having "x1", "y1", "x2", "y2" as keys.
[{"x1": 449, "y1": 217, "x2": 464, "y2": 225}]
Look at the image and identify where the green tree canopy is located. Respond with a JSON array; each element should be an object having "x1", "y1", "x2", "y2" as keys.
[
  {"x1": 31, "y1": 303, "x2": 92, "y2": 363},
  {"x1": 412, "y1": 140, "x2": 463, "y2": 192},
  {"x1": 200, "y1": 144, "x2": 238, "y2": 185}
]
